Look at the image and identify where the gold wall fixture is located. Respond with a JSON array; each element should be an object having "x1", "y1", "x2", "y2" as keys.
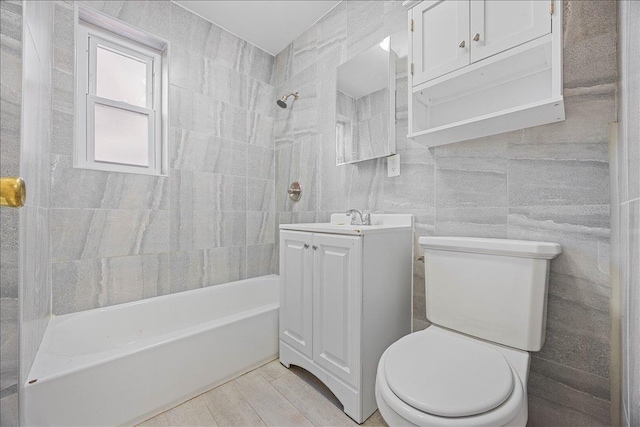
[{"x1": 0, "y1": 177, "x2": 26, "y2": 208}]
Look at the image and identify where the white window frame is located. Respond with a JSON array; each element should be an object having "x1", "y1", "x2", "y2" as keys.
[{"x1": 75, "y1": 20, "x2": 165, "y2": 175}]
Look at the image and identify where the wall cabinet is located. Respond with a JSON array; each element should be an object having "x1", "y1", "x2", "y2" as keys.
[
  {"x1": 405, "y1": 0, "x2": 564, "y2": 147},
  {"x1": 279, "y1": 215, "x2": 413, "y2": 423}
]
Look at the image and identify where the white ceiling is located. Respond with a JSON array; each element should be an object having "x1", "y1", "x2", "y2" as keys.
[{"x1": 174, "y1": 1, "x2": 341, "y2": 56}]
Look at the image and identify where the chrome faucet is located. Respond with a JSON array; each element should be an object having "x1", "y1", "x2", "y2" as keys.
[{"x1": 345, "y1": 209, "x2": 371, "y2": 226}]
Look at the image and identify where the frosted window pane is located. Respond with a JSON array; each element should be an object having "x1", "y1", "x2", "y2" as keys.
[
  {"x1": 96, "y1": 45, "x2": 147, "y2": 107},
  {"x1": 94, "y1": 104, "x2": 149, "y2": 166}
]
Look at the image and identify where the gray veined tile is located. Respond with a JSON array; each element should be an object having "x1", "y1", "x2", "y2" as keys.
[
  {"x1": 208, "y1": 62, "x2": 249, "y2": 109},
  {"x1": 169, "y1": 247, "x2": 247, "y2": 293},
  {"x1": 382, "y1": 163, "x2": 434, "y2": 211},
  {"x1": 170, "y1": 86, "x2": 214, "y2": 134},
  {"x1": 527, "y1": 394, "x2": 608, "y2": 427},
  {"x1": 0, "y1": 393, "x2": 18, "y2": 427},
  {"x1": 247, "y1": 212, "x2": 276, "y2": 245},
  {"x1": 346, "y1": 1, "x2": 385, "y2": 38},
  {"x1": 211, "y1": 100, "x2": 248, "y2": 143},
  {"x1": 170, "y1": 2, "x2": 215, "y2": 55},
  {"x1": 273, "y1": 44, "x2": 293, "y2": 87},
  {"x1": 0, "y1": 298, "x2": 18, "y2": 392},
  {"x1": 507, "y1": 205, "x2": 610, "y2": 287},
  {"x1": 218, "y1": 175, "x2": 247, "y2": 212},
  {"x1": 113, "y1": 0, "x2": 170, "y2": 40},
  {"x1": 51, "y1": 209, "x2": 170, "y2": 262},
  {"x1": 275, "y1": 137, "x2": 318, "y2": 212},
  {"x1": 51, "y1": 108, "x2": 73, "y2": 155},
  {"x1": 248, "y1": 145, "x2": 275, "y2": 180},
  {"x1": 241, "y1": 44, "x2": 274, "y2": 85},
  {"x1": 247, "y1": 178, "x2": 275, "y2": 212},
  {"x1": 246, "y1": 244, "x2": 276, "y2": 278},
  {"x1": 247, "y1": 112, "x2": 275, "y2": 149},
  {"x1": 52, "y1": 2, "x2": 73, "y2": 51},
  {"x1": 292, "y1": 25, "x2": 318, "y2": 76},
  {"x1": 248, "y1": 78, "x2": 276, "y2": 117},
  {"x1": 435, "y1": 207, "x2": 508, "y2": 239},
  {"x1": 316, "y1": 1, "x2": 346, "y2": 59},
  {"x1": 170, "y1": 169, "x2": 219, "y2": 211},
  {"x1": 52, "y1": 253, "x2": 170, "y2": 315}
]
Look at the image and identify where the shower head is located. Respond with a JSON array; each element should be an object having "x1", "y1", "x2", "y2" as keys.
[{"x1": 277, "y1": 92, "x2": 299, "y2": 108}]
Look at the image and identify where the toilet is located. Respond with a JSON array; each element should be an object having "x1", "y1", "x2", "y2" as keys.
[{"x1": 375, "y1": 236, "x2": 562, "y2": 427}]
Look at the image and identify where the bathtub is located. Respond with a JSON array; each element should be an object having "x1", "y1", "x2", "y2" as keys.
[{"x1": 23, "y1": 275, "x2": 279, "y2": 426}]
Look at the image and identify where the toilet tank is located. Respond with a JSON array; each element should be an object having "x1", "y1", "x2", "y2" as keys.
[{"x1": 419, "y1": 237, "x2": 561, "y2": 352}]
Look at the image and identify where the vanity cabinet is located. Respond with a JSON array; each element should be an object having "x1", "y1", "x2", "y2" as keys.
[
  {"x1": 279, "y1": 215, "x2": 413, "y2": 423},
  {"x1": 405, "y1": 0, "x2": 564, "y2": 147}
]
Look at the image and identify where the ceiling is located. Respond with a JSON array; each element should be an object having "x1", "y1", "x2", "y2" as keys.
[{"x1": 174, "y1": 1, "x2": 341, "y2": 56}]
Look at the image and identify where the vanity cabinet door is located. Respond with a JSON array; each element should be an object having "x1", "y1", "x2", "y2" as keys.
[
  {"x1": 470, "y1": 0, "x2": 551, "y2": 63},
  {"x1": 412, "y1": 0, "x2": 470, "y2": 85},
  {"x1": 312, "y1": 234, "x2": 362, "y2": 388},
  {"x1": 280, "y1": 231, "x2": 314, "y2": 358}
]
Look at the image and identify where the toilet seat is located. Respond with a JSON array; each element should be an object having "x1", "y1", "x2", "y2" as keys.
[
  {"x1": 376, "y1": 328, "x2": 526, "y2": 426},
  {"x1": 384, "y1": 328, "x2": 514, "y2": 417}
]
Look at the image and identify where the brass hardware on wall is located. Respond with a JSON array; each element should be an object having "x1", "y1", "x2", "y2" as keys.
[
  {"x1": 288, "y1": 181, "x2": 302, "y2": 202},
  {"x1": 0, "y1": 177, "x2": 26, "y2": 208}
]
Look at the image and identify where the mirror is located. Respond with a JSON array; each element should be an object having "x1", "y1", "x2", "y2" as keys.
[{"x1": 336, "y1": 35, "x2": 398, "y2": 165}]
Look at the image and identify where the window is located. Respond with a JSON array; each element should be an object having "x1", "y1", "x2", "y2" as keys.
[{"x1": 75, "y1": 16, "x2": 167, "y2": 175}]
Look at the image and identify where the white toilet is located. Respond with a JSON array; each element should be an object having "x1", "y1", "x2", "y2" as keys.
[{"x1": 375, "y1": 236, "x2": 562, "y2": 427}]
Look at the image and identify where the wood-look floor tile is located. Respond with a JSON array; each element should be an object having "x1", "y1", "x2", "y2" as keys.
[
  {"x1": 137, "y1": 413, "x2": 171, "y2": 427},
  {"x1": 201, "y1": 381, "x2": 266, "y2": 427},
  {"x1": 234, "y1": 370, "x2": 313, "y2": 426},
  {"x1": 257, "y1": 359, "x2": 290, "y2": 382},
  {"x1": 163, "y1": 396, "x2": 218, "y2": 426},
  {"x1": 272, "y1": 370, "x2": 356, "y2": 427}
]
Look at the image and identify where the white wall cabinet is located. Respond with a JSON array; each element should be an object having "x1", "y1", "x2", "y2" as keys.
[
  {"x1": 405, "y1": 0, "x2": 564, "y2": 147},
  {"x1": 279, "y1": 215, "x2": 413, "y2": 423}
]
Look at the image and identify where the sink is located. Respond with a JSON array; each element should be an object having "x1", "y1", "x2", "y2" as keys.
[{"x1": 279, "y1": 214, "x2": 413, "y2": 235}]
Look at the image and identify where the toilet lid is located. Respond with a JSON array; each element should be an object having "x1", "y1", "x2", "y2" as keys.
[{"x1": 384, "y1": 328, "x2": 515, "y2": 418}]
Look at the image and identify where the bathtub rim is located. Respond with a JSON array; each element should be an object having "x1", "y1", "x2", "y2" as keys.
[{"x1": 27, "y1": 274, "x2": 280, "y2": 385}]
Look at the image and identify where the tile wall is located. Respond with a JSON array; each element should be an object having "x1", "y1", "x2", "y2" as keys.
[
  {"x1": 50, "y1": 0, "x2": 277, "y2": 315},
  {"x1": 617, "y1": 2, "x2": 639, "y2": 426},
  {"x1": 273, "y1": 1, "x2": 616, "y2": 425},
  {"x1": 0, "y1": 0, "x2": 22, "y2": 424}
]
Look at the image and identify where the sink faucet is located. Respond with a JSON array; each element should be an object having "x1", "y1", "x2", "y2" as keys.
[{"x1": 345, "y1": 209, "x2": 371, "y2": 226}]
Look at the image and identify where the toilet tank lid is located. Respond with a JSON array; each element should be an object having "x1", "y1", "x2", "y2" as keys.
[{"x1": 419, "y1": 237, "x2": 561, "y2": 259}]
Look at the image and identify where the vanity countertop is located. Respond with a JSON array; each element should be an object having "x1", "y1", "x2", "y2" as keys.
[{"x1": 279, "y1": 214, "x2": 413, "y2": 236}]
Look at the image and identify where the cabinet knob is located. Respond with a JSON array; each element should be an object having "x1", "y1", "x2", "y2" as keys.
[
  {"x1": 312, "y1": 245, "x2": 318, "y2": 250},
  {"x1": 304, "y1": 244, "x2": 309, "y2": 249},
  {"x1": 473, "y1": 33, "x2": 480, "y2": 42},
  {"x1": 458, "y1": 40, "x2": 466, "y2": 48}
]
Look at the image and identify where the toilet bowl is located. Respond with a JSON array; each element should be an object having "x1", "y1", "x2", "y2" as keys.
[
  {"x1": 374, "y1": 237, "x2": 561, "y2": 427},
  {"x1": 375, "y1": 326, "x2": 529, "y2": 427}
]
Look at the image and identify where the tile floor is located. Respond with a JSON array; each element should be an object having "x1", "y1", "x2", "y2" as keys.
[{"x1": 138, "y1": 360, "x2": 388, "y2": 427}]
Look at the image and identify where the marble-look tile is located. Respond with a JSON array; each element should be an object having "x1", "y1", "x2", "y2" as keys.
[
  {"x1": 170, "y1": 170, "x2": 219, "y2": 211},
  {"x1": 51, "y1": 109, "x2": 72, "y2": 155},
  {"x1": 0, "y1": 298, "x2": 18, "y2": 392},
  {"x1": 170, "y1": 129, "x2": 247, "y2": 177},
  {"x1": 317, "y1": 2, "x2": 346, "y2": 58},
  {"x1": 212, "y1": 100, "x2": 248, "y2": 143},
  {"x1": 201, "y1": 381, "x2": 265, "y2": 427},
  {"x1": 530, "y1": 355, "x2": 610, "y2": 402},
  {"x1": 247, "y1": 212, "x2": 275, "y2": 245},
  {"x1": 563, "y1": 0, "x2": 617, "y2": 89},
  {"x1": 435, "y1": 207, "x2": 508, "y2": 238},
  {"x1": 170, "y1": 86, "x2": 215, "y2": 134},
  {"x1": 234, "y1": 370, "x2": 313, "y2": 426},
  {"x1": 436, "y1": 156, "x2": 507, "y2": 209},
  {"x1": 548, "y1": 271, "x2": 610, "y2": 313},
  {"x1": 247, "y1": 112, "x2": 275, "y2": 149},
  {"x1": 346, "y1": 1, "x2": 385, "y2": 38},
  {"x1": 538, "y1": 293, "x2": 610, "y2": 379},
  {"x1": 292, "y1": 25, "x2": 318, "y2": 76},
  {"x1": 247, "y1": 244, "x2": 276, "y2": 278},
  {"x1": 169, "y1": 247, "x2": 246, "y2": 294},
  {"x1": 241, "y1": 45, "x2": 274, "y2": 85},
  {"x1": 51, "y1": 209, "x2": 170, "y2": 262},
  {"x1": 508, "y1": 205, "x2": 610, "y2": 287},
  {"x1": 275, "y1": 136, "x2": 318, "y2": 212},
  {"x1": 248, "y1": 145, "x2": 275, "y2": 180},
  {"x1": 0, "y1": 393, "x2": 18, "y2": 427},
  {"x1": 52, "y1": 2, "x2": 73, "y2": 52},
  {"x1": 0, "y1": 209, "x2": 19, "y2": 299},
  {"x1": 527, "y1": 394, "x2": 609, "y2": 427},
  {"x1": 247, "y1": 178, "x2": 275, "y2": 212},
  {"x1": 52, "y1": 253, "x2": 170, "y2": 315},
  {"x1": 273, "y1": 44, "x2": 293, "y2": 87},
  {"x1": 162, "y1": 396, "x2": 218, "y2": 427},
  {"x1": 172, "y1": 210, "x2": 246, "y2": 252},
  {"x1": 93, "y1": 0, "x2": 170, "y2": 40},
  {"x1": 51, "y1": 155, "x2": 169, "y2": 210},
  {"x1": 248, "y1": 78, "x2": 275, "y2": 118},
  {"x1": 382, "y1": 163, "x2": 434, "y2": 210}
]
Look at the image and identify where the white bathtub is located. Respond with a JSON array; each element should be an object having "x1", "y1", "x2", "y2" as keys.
[{"x1": 23, "y1": 275, "x2": 279, "y2": 426}]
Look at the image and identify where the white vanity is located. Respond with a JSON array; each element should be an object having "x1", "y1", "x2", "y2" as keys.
[{"x1": 278, "y1": 214, "x2": 413, "y2": 423}]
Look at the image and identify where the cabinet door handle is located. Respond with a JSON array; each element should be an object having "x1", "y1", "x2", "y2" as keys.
[
  {"x1": 458, "y1": 40, "x2": 466, "y2": 48},
  {"x1": 312, "y1": 245, "x2": 318, "y2": 250},
  {"x1": 473, "y1": 33, "x2": 480, "y2": 42},
  {"x1": 303, "y1": 244, "x2": 309, "y2": 249}
]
